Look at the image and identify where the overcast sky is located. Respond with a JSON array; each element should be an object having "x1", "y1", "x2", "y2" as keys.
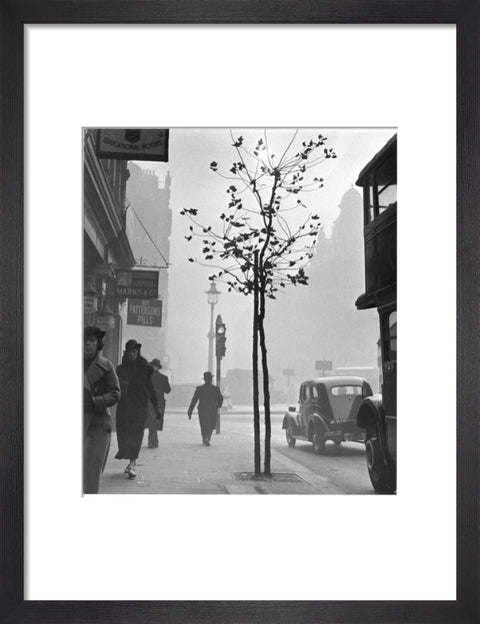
[{"x1": 134, "y1": 128, "x2": 394, "y2": 384}]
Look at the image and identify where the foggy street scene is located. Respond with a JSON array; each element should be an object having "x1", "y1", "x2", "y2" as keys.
[{"x1": 83, "y1": 127, "x2": 397, "y2": 495}]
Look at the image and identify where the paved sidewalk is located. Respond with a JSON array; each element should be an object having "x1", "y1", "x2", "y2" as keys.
[{"x1": 100, "y1": 409, "x2": 343, "y2": 494}]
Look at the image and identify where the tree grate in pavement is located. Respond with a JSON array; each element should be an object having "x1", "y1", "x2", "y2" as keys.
[{"x1": 234, "y1": 472, "x2": 305, "y2": 483}]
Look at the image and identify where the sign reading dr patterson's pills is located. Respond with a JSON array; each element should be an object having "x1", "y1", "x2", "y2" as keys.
[
  {"x1": 116, "y1": 270, "x2": 159, "y2": 299},
  {"x1": 96, "y1": 129, "x2": 169, "y2": 162},
  {"x1": 127, "y1": 299, "x2": 162, "y2": 327}
]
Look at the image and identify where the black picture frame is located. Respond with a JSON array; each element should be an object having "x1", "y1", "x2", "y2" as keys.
[{"x1": 1, "y1": 2, "x2": 478, "y2": 622}]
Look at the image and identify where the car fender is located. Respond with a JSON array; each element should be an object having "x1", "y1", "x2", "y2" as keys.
[
  {"x1": 282, "y1": 413, "x2": 301, "y2": 435},
  {"x1": 309, "y1": 413, "x2": 329, "y2": 441},
  {"x1": 356, "y1": 394, "x2": 384, "y2": 428},
  {"x1": 356, "y1": 395, "x2": 387, "y2": 460}
]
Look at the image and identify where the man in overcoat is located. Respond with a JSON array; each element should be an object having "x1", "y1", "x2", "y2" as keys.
[
  {"x1": 187, "y1": 371, "x2": 223, "y2": 446},
  {"x1": 83, "y1": 326, "x2": 121, "y2": 494}
]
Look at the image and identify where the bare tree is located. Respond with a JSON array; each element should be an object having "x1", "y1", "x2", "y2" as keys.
[{"x1": 181, "y1": 130, "x2": 336, "y2": 476}]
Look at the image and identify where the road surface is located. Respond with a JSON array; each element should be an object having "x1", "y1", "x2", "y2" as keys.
[
  {"x1": 231, "y1": 411, "x2": 373, "y2": 495},
  {"x1": 101, "y1": 407, "x2": 375, "y2": 494}
]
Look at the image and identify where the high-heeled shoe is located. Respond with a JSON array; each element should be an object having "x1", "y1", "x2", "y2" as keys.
[{"x1": 127, "y1": 468, "x2": 136, "y2": 480}]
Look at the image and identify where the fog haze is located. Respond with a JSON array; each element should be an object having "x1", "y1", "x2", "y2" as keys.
[{"x1": 132, "y1": 128, "x2": 394, "y2": 389}]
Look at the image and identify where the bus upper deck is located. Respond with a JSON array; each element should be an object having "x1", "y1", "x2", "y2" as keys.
[{"x1": 355, "y1": 134, "x2": 397, "y2": 311}]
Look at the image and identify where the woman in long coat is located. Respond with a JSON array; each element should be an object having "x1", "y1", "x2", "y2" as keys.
[
  {"x1": 145, "y1": 358, "x2": 171, "y2": 448},
  {"x1": 84, "y1": 326, "x2": 120, "y2": 494},
  {"x1": 115, "y1": 339, "x2": 159, "y2": 479}
]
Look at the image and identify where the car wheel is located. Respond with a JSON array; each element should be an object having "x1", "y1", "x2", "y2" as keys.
[
  {"x1": 286, "y1": 426, "x2": 296, "y2": 447},
  {"x1": 365, "y1": 427, "x2": 395, "y2": 494},
  {"x1": 312, "y1": 425, "x2": 325, "y2": 454}
]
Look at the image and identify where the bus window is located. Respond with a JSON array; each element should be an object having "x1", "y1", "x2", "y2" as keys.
[
  {"x1": 383, "y1": 310, "x2": 397, "y2": 360},
  {"x1": 389, "y1": 311, "x2": 397, "y2": 357},
  {"x1": 364, "y1": 176, "x2": 375, "y2": 224},
  {"x1": 377, "y1": 156, "x2": 397, "y2": 213}
]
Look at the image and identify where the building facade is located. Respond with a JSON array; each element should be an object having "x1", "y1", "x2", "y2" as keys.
[
  {"x1": 83, "y1": 129, "x2": 136, "y2": 365},
  {"x1": 308, "y1": 185, "x2": 379, "y2": 370}
]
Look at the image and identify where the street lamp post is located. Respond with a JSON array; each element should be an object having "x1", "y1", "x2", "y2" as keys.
[
  {"x1": 206, "y1": 281, "x2": 221, "y2": 373},
  {"x1": 214, "y1": 315, "x2": 226, "y2": 435}
]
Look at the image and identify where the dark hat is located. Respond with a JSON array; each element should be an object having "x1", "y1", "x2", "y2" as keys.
[
  {"x1": 150, "y1": 358, "x2": 162, "y2": 368},
  {"x1": 125, "y1": 339, "x2": 142, "y2": 351},
  {"x1": 203, "y1": 371, "x2": 214, "y2": 380},
  {"x1": 84, "y1": 326, "x2": 106, "y2": 341}
]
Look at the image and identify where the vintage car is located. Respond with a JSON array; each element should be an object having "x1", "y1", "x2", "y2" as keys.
[{"x1": 282, "y1": 376, "x2": 373, "y2": 453}]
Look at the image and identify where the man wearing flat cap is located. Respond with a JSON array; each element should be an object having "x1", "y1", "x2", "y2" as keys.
[
  {"x1": 187, "y1": 371, "x2": 223, "y2": 446},
  {"x1": 83, "y1": 326, "x2": 120, "y2": 494}
]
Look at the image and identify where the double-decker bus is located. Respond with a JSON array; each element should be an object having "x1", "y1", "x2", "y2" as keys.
[{"x1": 355, "y1": 134, "x2": 397, "y2": 494}]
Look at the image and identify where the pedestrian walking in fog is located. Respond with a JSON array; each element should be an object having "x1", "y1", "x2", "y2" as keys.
[
  {"x1": 187, "y1": 371, "x2": 223, "y2": 446},
  {"x1": 83, "y1": 326, "x2": 120, "y2": 494},
  {"x1": 145, "y1": 358, "x2": 171, "y2": 448},
  {"x1": 115, "y1": 339, "x2": 160, "y2": 479}
]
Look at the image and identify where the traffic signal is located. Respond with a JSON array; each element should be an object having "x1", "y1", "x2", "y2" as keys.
[{"x1": 215, "y1": 318, "x2": 226, "y2": 357}]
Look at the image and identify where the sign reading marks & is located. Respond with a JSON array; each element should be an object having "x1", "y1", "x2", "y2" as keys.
[
  {"x1": 127, "y1": 299, "x2": 162, "y2": 327},
  {"x1": 116, "y1": 270, "x2": 159, "y2": 299}
]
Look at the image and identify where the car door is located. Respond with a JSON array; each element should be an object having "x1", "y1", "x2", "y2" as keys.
[
  {"x1": 298, "y1": 384, "x2": 308, "y2": 432},
  {"x1": 307, "y1": 383, "x2": 325, "y2": 432}
]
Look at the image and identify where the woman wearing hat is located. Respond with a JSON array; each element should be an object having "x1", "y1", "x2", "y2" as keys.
[
  {"x1": 145, "y1": 358, "x2": 171, "y2": 448},
  {"x1": 115, "y1": 339, "x2": 160, "y2": 479},
  {"x1": 84, "y1": 326, "x2": 120, "y2": 494}
]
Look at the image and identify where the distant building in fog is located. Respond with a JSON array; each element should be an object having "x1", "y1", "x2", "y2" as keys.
[
  {"x1": 307, "y1": 185, "x2": 379, "y2": 386},
  {"x1": 122, "y1": 164, "x2": 172, "y2": 364},
  {"x1": 266, "y1": 185, "x2": 379, "y2": 392}
]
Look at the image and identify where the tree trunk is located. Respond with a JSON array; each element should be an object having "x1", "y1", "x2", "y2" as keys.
[
  {"x1": 258, "y1": 289, "x2": 271, "y2": 476},
  {"x1": 252, "y1": 251, "x2": 261, "y2": 476}
]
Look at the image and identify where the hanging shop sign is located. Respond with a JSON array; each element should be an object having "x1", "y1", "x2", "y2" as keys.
[
  {"x1": 96, "y1": 129, "x2": 169, "y2": 162},
  {"x1": 115, "y1": 269, "x2": 159, "y2": 299},
  {"x1": 83, "y1": 295, "x2": 97, "y2": 311},
  {"x1": 127, "y1": 299, "x2": 162, "y2": 327}
]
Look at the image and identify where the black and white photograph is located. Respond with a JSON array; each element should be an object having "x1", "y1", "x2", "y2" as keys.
[
  {"x1": 83, "y1": 127, "x2": 397, "y2": 495},
  {"x1": 17, "y1": 19, "x2": 464, "y2": 614}
]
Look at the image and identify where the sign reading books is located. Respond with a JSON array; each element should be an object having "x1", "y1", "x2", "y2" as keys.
[
  {"x1": 127, "y1": 299, "x2": 162, "y2": 327},
  {"x1": 116, "y1": 269, "x2": 159, "y2": 299},
  {"x1": 96, "y1": 129, "x2": 169, "y2": 161}
]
